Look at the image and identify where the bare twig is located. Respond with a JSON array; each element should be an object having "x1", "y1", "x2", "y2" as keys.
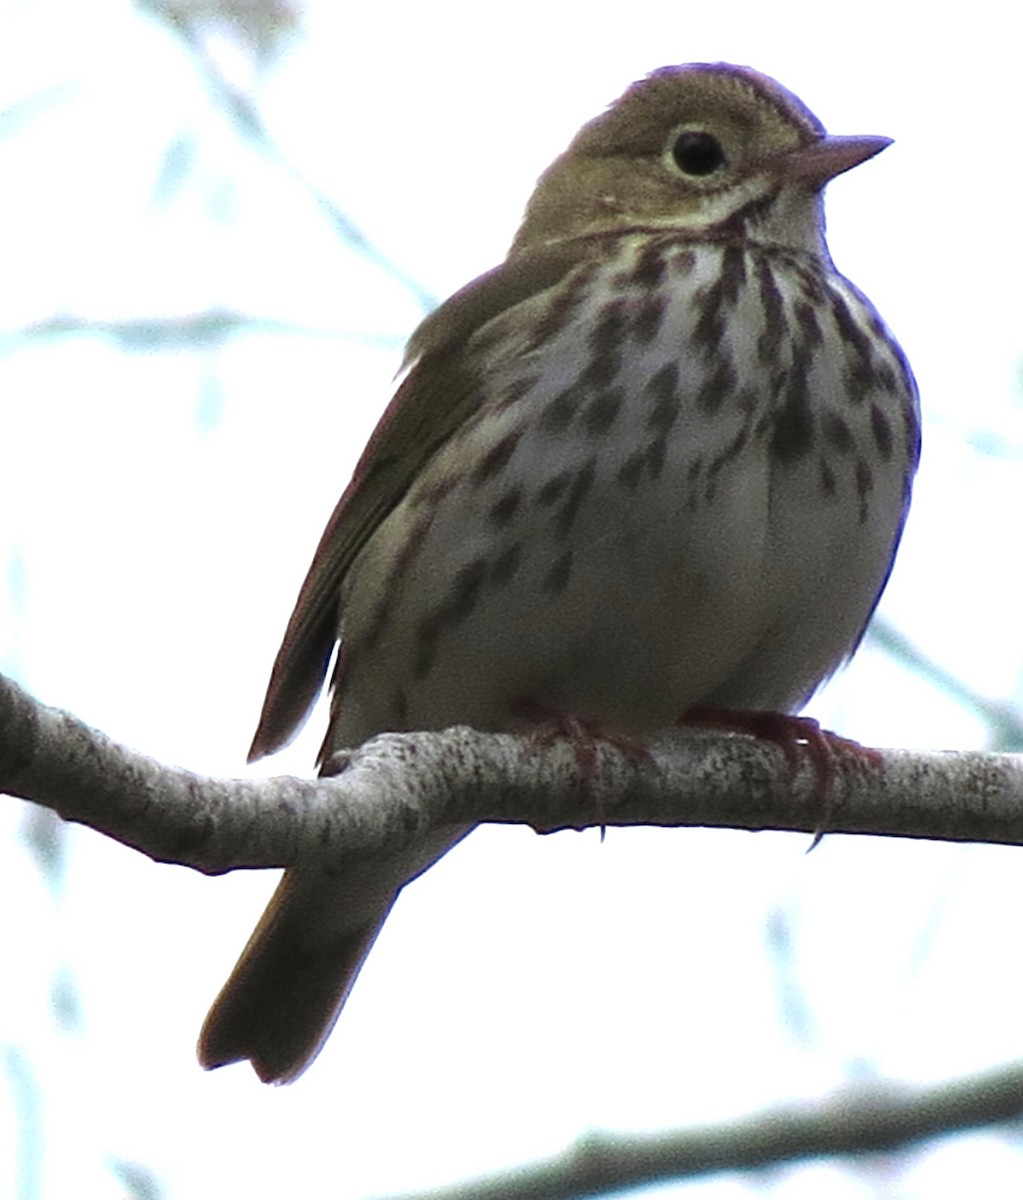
[
  {"x1": 139, "y1": 1, "x2": 438, "y2": 313},
  {"x1": 869, "y1": 619, "x2": 1023, "y2": 750},
  {"x1": 4, "y1": 309, "x2": 405, "y2": 352},
  {"x1": 373, "y1": 1062, "x2": 1023, "y2": 1200}
]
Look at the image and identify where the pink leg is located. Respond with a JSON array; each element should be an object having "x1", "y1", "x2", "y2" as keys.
[
  {"x1": 512, "y1": 700, "x2": 653, "y2": 834},
  {"x1": 681, "y1": 708, "x2": 883, "y2": 847}
]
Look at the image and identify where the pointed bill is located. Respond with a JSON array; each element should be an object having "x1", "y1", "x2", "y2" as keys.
[{"x1": 776, "y1": 134, "x2": 893, "y2": 186}]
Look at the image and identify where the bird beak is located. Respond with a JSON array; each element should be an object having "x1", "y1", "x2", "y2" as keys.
[{"x1": 777, "y1": 134, "x2": 893, "y2": 187}]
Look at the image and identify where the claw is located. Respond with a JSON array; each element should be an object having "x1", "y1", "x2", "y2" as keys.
[
  {"x1": 513, "y1": 701, "x2": 653, "y2": 836},
  {"x1": 680, "y1": 708, "x2": 883, "y2": 847}
]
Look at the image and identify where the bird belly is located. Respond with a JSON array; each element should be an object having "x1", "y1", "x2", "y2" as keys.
[{"x1": 333, "y1": 241, "x2": 917, "y2": 747}]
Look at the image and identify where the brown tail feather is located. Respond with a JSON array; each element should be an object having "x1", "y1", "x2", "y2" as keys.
[{"x1": 198, "y1": 870, "x2": 394, "y2": 1084}]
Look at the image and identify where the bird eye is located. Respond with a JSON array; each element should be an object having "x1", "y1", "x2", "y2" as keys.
[{"x1": 670, "y1": 131, "x2": 727, "y2": 177}]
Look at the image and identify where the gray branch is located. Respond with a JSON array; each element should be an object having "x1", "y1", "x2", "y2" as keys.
[
  {"x1": 4, "y1": 671, "x2": 1023, "y2": 881},
  {"x1": 373, "y1": 1061, "x2": 1023, "y2": 1200},
  {"x1": 5, "y1": 673, "x2": 1023, "y2": 1193}
]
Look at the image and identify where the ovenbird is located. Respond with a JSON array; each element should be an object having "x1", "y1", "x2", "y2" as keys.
[{"x1": 199, "y1": 63, "x2": 919, "y2": 1082}]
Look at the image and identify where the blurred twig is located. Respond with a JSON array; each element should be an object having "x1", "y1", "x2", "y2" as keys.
[
  {"x1": 3, "y1": 1046, "x2": 44, "y2": 1200},
  {"x1": 0, "y1": 85, "x2": 78, "y2": 141},
  {"x1": 138, "y1": 0, "x2": 437, "y2": 313},
  {"x1": 375, "y1": 1061, "x2": 1023, "y2": 1200},
  {"x1": 869, "y1": 619, "x2": 1023, "y2": 750},
  {"x1": 2, "y1": 309, "x2": 404, "y2": 352}
]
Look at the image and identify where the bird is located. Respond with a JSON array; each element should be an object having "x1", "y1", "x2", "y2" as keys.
[{"x1": 198, "y1": 62, "x2": 920, "y2": 1083}]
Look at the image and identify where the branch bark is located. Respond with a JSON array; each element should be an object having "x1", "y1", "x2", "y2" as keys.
[
  {"x1": 4, "y1": 671, "x2": 1023, "y2": 878},
  {"x1": 5, "y1": 673, "x2": 1023, "y2": 1192}
]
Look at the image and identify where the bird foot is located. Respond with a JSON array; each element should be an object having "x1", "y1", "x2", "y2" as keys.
[
  {"x1": 513, "y1": 700, "x2": 652, "y2": 835},
  {"x1": 680, "y1": 708, "x2": 882, "y2": 848}
]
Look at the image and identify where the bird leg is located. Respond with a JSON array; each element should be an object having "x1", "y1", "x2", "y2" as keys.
[
  {"x1": 680, "y1": 708, "x2": 883, "y2": 848},
  {"x1": 513, "y1": 700, "x2": 653, "y2": 836}
]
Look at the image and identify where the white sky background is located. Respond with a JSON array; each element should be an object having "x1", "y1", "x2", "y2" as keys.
[{"x1": 1, "y1": 1, "x2": 1023, "y2": 1197}]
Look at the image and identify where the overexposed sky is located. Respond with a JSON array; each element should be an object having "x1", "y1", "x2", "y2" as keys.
[{"x1": 2, "y1": 2, "x2": 1023, "y2": 1198}]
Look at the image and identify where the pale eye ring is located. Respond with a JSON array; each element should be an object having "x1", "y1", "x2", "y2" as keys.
[{"x1": 671, "y1": 130, "x2": 727, "y2": 177}]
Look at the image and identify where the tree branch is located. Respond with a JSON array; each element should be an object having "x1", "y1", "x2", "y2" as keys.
[
  {"x1": 373, "y1": 1061, "x2": 1023, "y2": 1200},
  {"x1": 5, "y1": 674, "x2": 1023, "y2": 1193},
  {"x1": 6, "y1": 310, "x2": 405, "y2": 353},
  {"x1": 4, "y1": 671, "x2": 1023, "y2": 880}
]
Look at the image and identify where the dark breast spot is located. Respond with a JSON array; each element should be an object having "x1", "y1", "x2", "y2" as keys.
[
  {"x1": 855, "y1": 457, "x2": 874, "y2": 523},
  {"x1": 554, "y1": 459, "x2": 596, "y2": 536},
  {"x1": 719, "y1": 245, "x2": 748, "y2": 303},
  {"x1": 646, "y1": 363, "x2": 681, "y2": 433},
  {"x1": 537, "y1": 470, "x2": 571, "y2": 506},
  {"x1": 520, "y1": 265, "x2": 597, "y2": 354},
  {"x1": 697, "y1": 360, "x2": 737, "y2": 416},
  {"x1": 632, "y1": 293, "x2": 667, "y2": 344},
  {"x1": 631, "y1": 242, "x2": 668, "y2": 289},
  {"x1": 578, "y1": 348, "x2": 622, "y2": 390},
  {"x1": 903, "y1": 402, "x2": 922, "y2": 468},
  {"x1": 472, "y1": 429, "x2": 522, "y2": 484},
  {"x1": 645, "y1": 437, "x2": 667, "y2": 481},
  {"x1": 755, "y1": 258, "x2": 785, "y2": 362},
  {"x1": 539, "y1": 388, "x2": 580, "y2": 434},
  {"x1": 488, "y1": 486, "x2": 522, "y2": 527},
  {"x1": 583, "y1": 388, "x2": 624, "y2": 436},
  {"x1": 843, "y1": 362, "x2": 875, "y2": 404},
  {"x1": 770, "y1": 394, "x2": 815, "y2": 465},
  {"x1": 585, "y1": 300, "x2": 628, "y2": 383},
  {"x1": 446, "y1": 558, "x2": 488, "y2": 624},
  {"x1": 617, "y1": 449, "x2": 645, "y2": 492},
  {"x1": 362, "y1": 598, "x2": 390, "y2": 652},
  {"x1": 413, "y1": 556, "x2": 490, "y2": 678},
  {"x1": 870, "y1": 403, "x2": 894, "y2": 461},
  {"x1": 794, "y1": 299, "x2": 823, "y2": 348},
  {"x1": 490, "y1": 542, "x2": 522, "y2": 587},
  {"x1": 875, "y1": 363, "x2": 897, "y2": 392},
  {"x1": 542, "y1": 548, "x2": 574, "y2": 595},
  {"x1": 822, "y1": 411, "x2": 855, "y2": 454},
  {"x1": 495, "y1": 375, "x2": 540, "y2": 412},
  {"x1": 709, "y1": 425, "x2": 749, "y2": 476},
  {"x1": 672, "y1": 247, "x2": 697, "y2": 274}
]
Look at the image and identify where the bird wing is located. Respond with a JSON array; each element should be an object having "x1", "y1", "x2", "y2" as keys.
[{"x1": 247, "y1": 240, "x2": 592, "y2": 760}]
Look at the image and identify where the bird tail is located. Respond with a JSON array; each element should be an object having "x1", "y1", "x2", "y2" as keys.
[{"x1": 197, "y1": 869, "x2": 394, "y2": 1084}]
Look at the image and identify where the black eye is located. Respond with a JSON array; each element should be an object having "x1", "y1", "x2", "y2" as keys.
[{"x1": 671, "y1": 131, "x2": 726, "y2": 177}]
